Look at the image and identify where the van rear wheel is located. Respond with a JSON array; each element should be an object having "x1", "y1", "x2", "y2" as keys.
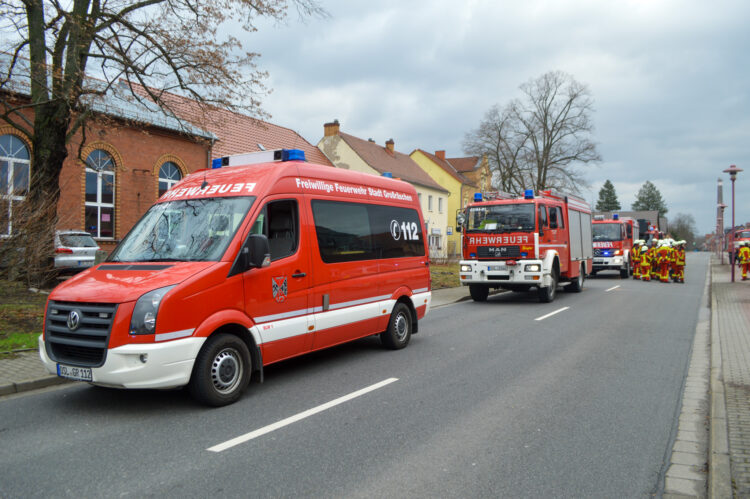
[
  {"x1": 381, "y1": 303, "x2": 412, "y2": 350},
  {"x1": 189, "y1": 333, "x2": 251, "y2": 407}
]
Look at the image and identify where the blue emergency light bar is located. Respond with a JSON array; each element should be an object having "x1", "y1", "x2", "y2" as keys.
[
  {"x1": 211, "y1": 148, "x2": 305, "y2": 169},
  {"x1": 474, "y1": 192, "x2": 483, "y2": 202},
  {"x1": 524, "y1": 189, "x2": 534, "y2": 199},
  {"x1": 613, "y1": 213, "x2": 619, "y2": 220},
  {"x1": 382, "y1": 172, "x2": 393, "y2": 178}
]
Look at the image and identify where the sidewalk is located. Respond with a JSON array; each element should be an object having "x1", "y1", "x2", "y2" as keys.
[
  {"x1": 0, "y1": 286, "x2": 474, "y2": 397},
  {"x1": 710, "y1": 257, "x2": 750, "y2": 497}
]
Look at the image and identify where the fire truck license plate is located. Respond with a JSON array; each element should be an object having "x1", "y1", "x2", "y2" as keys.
[{"x1": 57, "y1": 364, "x2": 93, "y2": 382}]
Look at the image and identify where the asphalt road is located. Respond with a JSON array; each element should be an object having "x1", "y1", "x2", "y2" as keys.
[{"x1": 0, "y1": 253, "x2": 709, "y2": 498}]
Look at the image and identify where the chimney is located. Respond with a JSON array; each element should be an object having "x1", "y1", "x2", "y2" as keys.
[
  {"x1": 385, "y1": 138, "x2": 395, "y2": 153},
  {"x1": 324, "y1": 119, "x2": 340, "y2": 137},
  {"x1": 435, "y1": 150, "x2": 446, "y2": 160}
]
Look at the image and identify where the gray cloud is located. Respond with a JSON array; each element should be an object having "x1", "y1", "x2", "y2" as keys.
[{"x1": 236, "y1": 0, "x2": 750, "y2": 235}]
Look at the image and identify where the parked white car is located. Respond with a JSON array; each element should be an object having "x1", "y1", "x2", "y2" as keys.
[{"x1": 54, "y1": 230, "x2": 100, "y2": 273}]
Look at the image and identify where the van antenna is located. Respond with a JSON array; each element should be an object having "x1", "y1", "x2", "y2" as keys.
[{"x1": 201, "y1": 173, "x2": 208, "y2": 190}]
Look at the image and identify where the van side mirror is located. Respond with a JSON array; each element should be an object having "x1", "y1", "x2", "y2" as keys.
[
  {"x1": 246, "y1": 234, "x2": 270, "y2": 268},
  {"x1": 228, "y1": 234, "x2": 270, "y2": 277}
]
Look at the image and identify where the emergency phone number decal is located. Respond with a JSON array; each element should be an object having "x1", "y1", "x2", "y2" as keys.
[{"x1": 390, "y1": 220, "x2": 420, "y2": 241}]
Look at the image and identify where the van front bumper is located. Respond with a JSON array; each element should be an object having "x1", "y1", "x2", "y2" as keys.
[
  {"x1": 459, "y1": 259, "x2": 551, "y2": 287},
  {"x1": 39, "y1": 336, "x2": 206, "y2": 389},
  {"x1": 592, "y1": 256, "x2": 625, "y2": 270}
]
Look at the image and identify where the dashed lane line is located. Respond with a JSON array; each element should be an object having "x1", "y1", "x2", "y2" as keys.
[
  {"x1": 535, "y1": 307, "x2": 570, "y2": 321},
  {"x1": 207, "y1": 377, "x2": 399, "y2": 452},
  {"x1": 605, "y1": 285, "x2": 621, "y2": 292}
]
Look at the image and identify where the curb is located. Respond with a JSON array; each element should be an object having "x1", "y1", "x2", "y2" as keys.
[
  {"x1": 709, "y1": 262, "x2": 733, "y2": 498},
  {"x1": 0, "y1": 375, "x2": 70, "y2": 396}
]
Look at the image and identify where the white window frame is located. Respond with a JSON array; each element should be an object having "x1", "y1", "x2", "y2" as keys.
[
  {"x1": 158, "y1": 161, "x2": 182, "y2": 197},
  {"x1": 428, "y1": 195, "x2": 433, "y2": 212},
  {"x1": 0, "y1": 135, "x2": 30, "y2": 237},
  {"x1": 438, "y1": 197, "x2": 443, "y2": 213},
  {"x1": 85, "y1": 150, "x2": 116, "y2": 239}
]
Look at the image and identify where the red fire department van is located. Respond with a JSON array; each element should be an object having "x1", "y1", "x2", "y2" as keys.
[
  {"x1": 591, "y1": 214, "x2": 639, "y2": 278},
  {"x1": 39, "y1": 149, "x2": 431, "y2": 406},
  {"x1": 458, "y1": 189, "x2": 593, "y2": 303}
]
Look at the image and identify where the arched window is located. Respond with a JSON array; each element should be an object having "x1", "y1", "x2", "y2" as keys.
[
  {"x1": 0, "y1": 134, "x2": 30, "y2": 236},
  {"x1": 158, "y1": 161, "x2": 182, "y2": 197},
  {"x1": 85, "y1": 149, "x2": 115, "y2": 238}
]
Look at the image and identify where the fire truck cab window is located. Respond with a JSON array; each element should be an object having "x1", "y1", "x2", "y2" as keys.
[
  {"x1": 549, "y1": 206, "x2": 558, "y2": 229},
  {"x1": 538, "y1": 205, "x2": 548, "y2": 231},
  {"x1": 466, "y1": 204, "x2": 535, "y2": 232},
  {"x1": 592, "y1": 223, "x2": 622, "y2": 241},
  {"x1": 258, "y1": 200, "x2": 299, "y2": 261}
]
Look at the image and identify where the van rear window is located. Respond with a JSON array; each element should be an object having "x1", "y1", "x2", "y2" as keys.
[{"x1": 312, "y1": 200, "x2": 424, "y2": 263}]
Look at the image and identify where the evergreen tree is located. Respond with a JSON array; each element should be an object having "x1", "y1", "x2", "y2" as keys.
[
  {"x1": 631, "y1": 181, "x2": 668, "y2": 216},
  {"x1": 595, "y1": 180, "x2": 621, "y2": 211}
]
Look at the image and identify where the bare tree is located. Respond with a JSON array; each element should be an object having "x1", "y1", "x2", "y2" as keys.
[
  {"x1": 464, "y1": 71, "x2": 601, "y2": 196},
  {"x1": 0, "y1": 0, "x2": 323, "y2": 285},
  {"x1": 669, "y1": 212, "x2": 697, "y2": 249}
]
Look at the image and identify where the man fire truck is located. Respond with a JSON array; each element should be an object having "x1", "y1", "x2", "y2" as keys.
[
  {"x1": 591, "y1": 214, "x2": 639, "y2": 278},
  {"x1": 458, "y1": 189, "x2": 593, "y2": 303}
]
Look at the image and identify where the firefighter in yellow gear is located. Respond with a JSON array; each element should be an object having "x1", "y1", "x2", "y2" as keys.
[
  {"x1": 630, "y1": 239, "x2": 643, "y2": 279},
  {"x1": 640, "y1": 243, "x2": 652, "y2": 281},
  {"x1": 673, "y1": 240, "x2": 686, "y2": 283},
  {"x1": 656, "y1": 241, "x2": 673, "y2": 283},
  {"x1": 739, "y1": 241, "x2": 750, "y2": 281},
  {"x1": 650, "y1": 240, "x2": 661, "y2": 280}
]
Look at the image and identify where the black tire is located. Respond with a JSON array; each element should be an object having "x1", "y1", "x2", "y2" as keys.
[
  {"x1": 567, "y1": 264, "x2": 584, "y2": 292},
  {"x1": 620, "y1": 267, "x2": 629, "y2": 278},
  {"x1": 380, "y1": 303, "x2": 412, "y2": 350},
  {"x1": 189, "y1": 333, "x2": 251, "y2": 407},
  {"x1": 469, "y1": 284, "x2": 490, "y2": 302},
  {"x1": 538, "y1": 270, "x2": 558, "y2": 303}
]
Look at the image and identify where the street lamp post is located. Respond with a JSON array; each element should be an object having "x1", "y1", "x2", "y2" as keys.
[
  {"x1": 718, "y1": 203, "x2": 727, "y2": 264},
  {"x1": 723, "y1": 164, "x2": 743, "y2": 282}
]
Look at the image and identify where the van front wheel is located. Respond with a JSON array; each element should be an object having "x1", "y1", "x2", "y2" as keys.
[
  {"x1": 189, "y1": 333, "x2": 251, "y2": 407},
  {"x1": 381, "y1": 303, "x2": 412, "y2": 350}
]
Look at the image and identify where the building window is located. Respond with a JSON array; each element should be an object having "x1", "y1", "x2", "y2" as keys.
[
  {"x1": 158, "y1": 161, "x2": 182, "y2": 197},
  {"x1": 428, "y1": 195, "x2": 433, "y2": 211},
  {"x1": 0, "y1": 134, "x2": 30, "y2": 236},
  {"x1": 438, "y1": 197, "x2": 443, "y2": 213},
  {"x1": 85, "y1": 149, "x2": 115, "y2": 238}
]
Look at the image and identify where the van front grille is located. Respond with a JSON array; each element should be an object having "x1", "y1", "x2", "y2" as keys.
[{"x1": 44, "y1": 301, "x2": 117, "y2": 367}]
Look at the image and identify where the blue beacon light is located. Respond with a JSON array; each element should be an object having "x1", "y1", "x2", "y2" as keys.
[
  {"x1": 524, "y1": 189, "x2": 534, "y2": 199},
  {"x1": 474, "y1": 192, "x2": 483, "y2": 202}
]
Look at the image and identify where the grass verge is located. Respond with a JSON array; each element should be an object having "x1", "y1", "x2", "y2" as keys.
[
  {"x1": 430, "y1": 263, "x2": 460, "y2": 289},
  {"x1": 0, "y1": 280, "x2": 47, "y2": 352}
]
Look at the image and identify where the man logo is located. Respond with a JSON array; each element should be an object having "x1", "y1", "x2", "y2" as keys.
[{"x1": 67, "y1": 310, "x2": 81, "y2": 331}]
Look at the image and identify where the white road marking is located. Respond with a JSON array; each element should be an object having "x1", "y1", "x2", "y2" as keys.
[
  {"x1": 605, "y1": 285, "x2": 621, "y2": 292},
  {"x1": 534, "y1": 307, "x2": 570, "y2": 321},
  {"x1": 207, "y1": 377, "x2": 399, "y2": 452}
]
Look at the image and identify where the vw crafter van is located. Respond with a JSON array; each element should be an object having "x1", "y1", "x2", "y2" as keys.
[{"x1": 40, "y1": 149, "x2": 432, "y2": 406}]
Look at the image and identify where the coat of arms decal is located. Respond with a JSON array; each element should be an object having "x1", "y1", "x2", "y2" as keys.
[{"x1": 272, "y1": 276, "x2": 288, "y2": 303}]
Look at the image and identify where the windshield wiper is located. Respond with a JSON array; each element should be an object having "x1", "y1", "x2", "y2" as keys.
[{"x1": 135, "y1": 258, "x2": 186, "y2": 262}]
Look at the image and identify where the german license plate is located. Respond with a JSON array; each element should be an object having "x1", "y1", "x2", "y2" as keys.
[{"x1": 57, "y1": 364, "x2": 93, "y2": 381}]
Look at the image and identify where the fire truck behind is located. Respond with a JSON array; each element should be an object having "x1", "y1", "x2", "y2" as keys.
[
  {"x1": 458, "y1": 189, "x2": 593, "y2": 303},
  {"x1": 728, "y1": 226, "x2": 750, "y2": 263},
  {"x1": 591, "y1": 214, "x2": 639, "y2": 278}
]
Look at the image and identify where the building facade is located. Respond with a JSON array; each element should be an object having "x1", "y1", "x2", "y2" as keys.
[{"x1": 317, "y1": 120, "x2": 450, "y2": 259}]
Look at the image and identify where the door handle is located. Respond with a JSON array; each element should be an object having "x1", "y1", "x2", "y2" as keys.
[{"x1": 292, "y1": 272, "x2": 306, "y2": 278}]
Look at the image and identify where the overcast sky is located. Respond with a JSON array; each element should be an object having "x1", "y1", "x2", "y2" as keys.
[{"x1": 243, "y1": 0, "x2": 749, "y2": 236}]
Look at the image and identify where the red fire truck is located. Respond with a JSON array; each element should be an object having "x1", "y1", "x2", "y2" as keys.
[
  {"x1": 458, "y1": 189, "x2": 593, "y2": 303},
  {"x1": 591, "y1": 214, "x2": 639, "y2": 278}
]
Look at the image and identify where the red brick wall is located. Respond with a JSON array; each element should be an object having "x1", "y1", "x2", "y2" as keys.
[{"x1": 3, "y1": 108, "x2": 210, "y2": 253}]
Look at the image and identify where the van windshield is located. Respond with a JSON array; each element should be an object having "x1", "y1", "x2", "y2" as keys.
[
  {"x1": 109, "y1": 197, "x2": 255, "y2": 262},
  {"x1": 593, "y1": 223, "x2": 622, "y2": 242},
  {"x1": 466, "y1": 203, "x2": 535, "y2": 232}
]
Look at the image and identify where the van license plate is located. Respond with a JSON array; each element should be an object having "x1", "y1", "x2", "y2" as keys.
[{"x1": 57, "y1": 364, "x2": 93, "y2": 381}]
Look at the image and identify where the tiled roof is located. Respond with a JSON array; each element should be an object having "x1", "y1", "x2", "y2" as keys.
[
  {"x1": 142, "y1": 89, "x2": 332, "y2": 165},
  {"x1": 339, "y1": 133, "x2": 448, "y2": 193},
  {"x1": 447, "y1": 156, "x2": 480, "y2": 173},
  {"x1": 415, "y1": 149, "x2": 475, "y2": 187},
  {"x1": 0, "y1": 54, "x2": 214, "y2": 140}
]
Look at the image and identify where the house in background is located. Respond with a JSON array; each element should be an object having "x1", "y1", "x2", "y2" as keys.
[
  {"x1": 410, "y1": 150, "x2": 491, "y2": 257},
  {"x1": 317, "y1": 120, "x2": 450, "y2": 258}
]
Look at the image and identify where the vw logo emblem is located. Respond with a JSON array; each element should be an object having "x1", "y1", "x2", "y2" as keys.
[{"x1": 67, "y1": 311, "x2": 81, "y2": 331}]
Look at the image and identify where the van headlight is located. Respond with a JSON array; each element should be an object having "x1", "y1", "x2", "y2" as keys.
[
  {"x1": 524, "y1": 264, "x2": 541, "y2": 272},
  {"x1": 460, "y1": 264, "x2": 472, "y2": 272},
  {"x1": 130, "y1": 285, "x2": 175, "y2": 335}
]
